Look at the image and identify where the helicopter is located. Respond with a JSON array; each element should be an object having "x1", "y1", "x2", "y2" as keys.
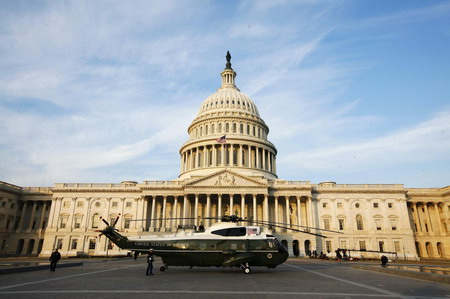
[{"x1": 98, "y1": 215, "x2": 340, "y2": 274}]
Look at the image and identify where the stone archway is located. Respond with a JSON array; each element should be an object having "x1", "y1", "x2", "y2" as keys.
[
  {"x1": 304, "y1": 240, "x2": 311, "y2": 256},
  {"x1": 415, "y1": 242, "x2": 422, "y2": 258},
  {"x1": 437, "y1": 242, "x2": 445, "y2": 258},
  {"x1": 293, "y1": 240, "x2": 300, "y2": 257},
  {"x1": 426, "y1": 242, "x2": 434, "y2": 258},
  {"x1": 26, "y1": 239, "x2": 35, "y2": 255}
]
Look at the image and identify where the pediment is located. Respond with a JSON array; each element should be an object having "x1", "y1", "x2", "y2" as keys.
[{"x1": 185, "y1": 170, "x2": 267, "y2": 188}]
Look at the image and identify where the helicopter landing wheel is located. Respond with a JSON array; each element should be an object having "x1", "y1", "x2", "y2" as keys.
[
  {"x1": 160, "y1": 266, "x2": 166, "y2": 272},
  {"x1": 243, "y1": 267, "x2": 251, "y2": 274}
]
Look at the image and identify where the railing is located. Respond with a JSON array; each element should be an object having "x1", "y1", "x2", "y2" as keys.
[
  {"x1": 143, "y1": 181, "x2": 183, "y2": 186},
  {"x1": 275, "y1": 181, "x2": 310, "y2": 186},
  {"x1": 0, "y1": 181, "x2": 52, "y2": 193},
  {"x1": 54, "y1": 183, "x2": 135, "y2": 188},
  {"x1": 320, "y1": 184, "x2": 404, "y2": 188}
]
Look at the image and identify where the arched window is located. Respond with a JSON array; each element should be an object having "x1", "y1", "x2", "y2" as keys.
[
  {"x1": 356, "y1": 215, "x2": 363, "y2": 230},
  {"x1": 226, "y1": 123, "x2": 229, "y2": 133},
  {"x1": 218, "y1": 123, "x2": 222, "y2": 133},
  {"x1": 205, "y1": 125, "x2": 208, "y2": 135},
  {"x1": 92, "y1": 213, "x2": 100, "y2": 228},
  {"x1": 233, "y1": 123, "x2": 236, "y2": 133},
  {"x1": 211, "y1": 124, "x2": 215, "y2": 134},
  {"x1": 240, "y1": 124, "x2": 243, "y2": 133}
]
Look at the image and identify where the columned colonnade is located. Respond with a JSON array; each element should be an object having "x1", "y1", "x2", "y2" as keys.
[{"x1": 146, "y1": 193, "x2": 312, "y2": 233}]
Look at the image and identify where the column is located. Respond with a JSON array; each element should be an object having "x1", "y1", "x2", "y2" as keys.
[
  {"x1": 162, "y1": 196, "x2": 167, "y2": 229},
  {"x1": 28, "y1": 201, "x2": 37, "y2": 230},
  {"x1": 433, "y1": 203, "x2": 443, "y2": 234},
  {"x1": 297, "y1": 196, "x2": 301, "y2": 227},
  {"x1": 274, "y1": 196, "x2": 279, "y2": 224},
  {"x1": 412, "y1": 203, "x2": 422, "y2": 232},
  {"x1": 285, "y1": 197, "x2": 291, "y2": 229},
  {"x1": 183, "y1": 195, "x2": 188, "y2": 225},
  {"x1": 424, "y1": 203, "x2": 433, "y2": 232},
  {"x1": 248, "y1": 146, "x2": 252, "y2": 167},
  {"x1": 273, "y1": 156, "x2": 276, "y2": 173},
  {"x1": 38, "y1": 202, "x2": 47, "y2": 230},
  {"x1": 195, "y1": 148, "x2": 199, "y2": 168},
  {"x1": 213, "y1": 145, "x2": 217, "y2": 166},
  {"x1": 263, "y1": 194, "x2": 269, "y2": 222},
  {"x1": 218, "y1": 194, "x2": 222, "y2": 219},
  {"x1": 18, "y1": 201, "x2": 27, "y2": 230},
  {"x1": 268, "y1": 152, "x2": 272, "y2": 172},
  {"x1": 203, "y1": 147, "x2": 208, "y2": 168},
  {"x1": 180, "y1": 154, "x2": 183, "y2": 173},
  {"x1": 256, "y1": 147, "x2": 260, "y2": 169},
  {"x1": 238, "y1": 145, "x2": 243, "y2": 167},
  {"x1": 253, "y1": 194, "x2": 257, "y2": 223},
  {"x1": 194, "y1": 194, "x2": 199, "y2": 224},
  {"x1": 150, "y1": 196, "x2": 156, "y2": 230},
  {"x1": 221, "y1": 144, "x2": 225, "y2": 166},
  {"x1": 142, "y1": 196, "x2": 148, "y2": 231},
  {"x1": 172, "y1": 196, "x2": 178, "y2": 229},
  {"x1": 206, "y1": 194, "x2": 211, "y2": 227},
  {"x1": 307, "y1": 196, "x2": 313, "y2": 228},
  {"x1": 262, "y1": 149, "x2": 266, "y2": 170},
  {"x1": 240, "y1": 194, "x2": 245, "y2": 219},
  {"x1": 229, "y1": 194, "x2": 234, "y2": 215}
]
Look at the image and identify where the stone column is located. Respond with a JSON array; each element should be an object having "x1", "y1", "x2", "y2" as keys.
[
  {"x1": 195, "y1": 148, "x2": 199, "y2": 168},
  {"x1": 285, "y1": 197, "x2": 291, "y2": 229},
  {"x1": 28, "y1": 201, "x2": 37, "y2": 230},
  {"x1": 204, "y1": 146, "x2": 208, "y2": 168},
  {"x1": 161, "y1": 196, "x2": 167, "y2": 229},
  {"x1": 434, "y1": 203, "x2": 443, "y2": 234},
  {"x1": 240, "y1": 194, "x2": 245, "y2": 219},
  {"x1": 194, "y1": 194, "x2": 199, "y2": 225},
  {"x1": 206, "y1": 194, "x2": 211, "y2": 227},
  {"x1": 413, "y1": 202, "x2": 422, "y2": 232},
  {"x1": 248, "y1": 146, "x2": 252, "y2": 167},
  {"x1": 183, "y1": 195, "x2": 188, "y2": 225},
  {"x1": 297, "y1": 196, "x2": 301, "y2": 227},
  {"x1": 229, "y1": 194, "x2": 234, "y2": 215},
  {"x1": 38, "y1": 202, "x2": 47, "y2": 230},
  {"x1": 274, "y1": 196, "x2": 279, "y2": 225},
  {"x1": 253, "y1": 194, "x2": 257, "y2": 223},
  {"x1": 307, "y1": 196, "x2": 313, "y2": 228},
  {"x1": 18, "y1": 201, "x2": 27, "y2": 230},
  {"x1": 424, "y1": 203, "x2": 433, "y2": 233},
  {"x1": 172, "y1": 196, "x2": 178, "y2": 229},
  {"x1": 150, "y1": 196, "x2": 156, "y2": 231},
  {"x1": 263, "y1": 194, "x2": 269, "y2": 222},
  {"x1": 238, "y1": 145, "x2": 243, "y2": 167},
  {"x1": 221, "y1": 144, "x2": 225, "y2": 166},
  {"x1": 213, "y1": 145, "x2": 217, "y2": 166},
  {"x1": 256, "y1": 147, "x2": 260, "y2": 169},
  {"x1": 218, "y1": 194, "x2": 222, "y2": 219},
  {"x1": 262, "y1": 148, "x2": 266, "y2": 170}
]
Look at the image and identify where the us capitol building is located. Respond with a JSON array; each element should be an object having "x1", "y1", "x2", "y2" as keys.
[{"x1": 1, "y1": 54, "x2": 449, "y2": 260}]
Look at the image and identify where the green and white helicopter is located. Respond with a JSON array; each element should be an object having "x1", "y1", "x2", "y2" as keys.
[{"x1": 98, "y1": 215, "x2": 339, "y2": 274}]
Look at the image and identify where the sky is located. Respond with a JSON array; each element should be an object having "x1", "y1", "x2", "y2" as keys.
[{"x1": 0, "y1": 0, "x2": 449, "y2": 188}]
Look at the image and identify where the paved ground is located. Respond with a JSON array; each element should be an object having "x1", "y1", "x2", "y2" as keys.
[{"x1": 1, "y1": 257, "x2": 450, "y2": 298}]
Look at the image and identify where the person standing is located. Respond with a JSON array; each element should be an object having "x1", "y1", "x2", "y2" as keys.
[
  {"x1": 146, "y1": 250, "x2": 154, "y2": 276},
  {"x1": 49, "y1": 248, "x2": 61, "y2": 272}
]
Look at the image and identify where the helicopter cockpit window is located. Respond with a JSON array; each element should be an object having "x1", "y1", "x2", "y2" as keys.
[{"x1": 211, "y1": 227, "x2": 246, "y2": 237}]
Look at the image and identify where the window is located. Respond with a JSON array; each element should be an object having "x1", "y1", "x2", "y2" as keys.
[
  {"x1": 390, "y1": 218, "x2": 397, "y2": 230},
  {"x1": 325, "y1": 240, "x2": 332, "y2": 253},
  {"x1": 124, "y1": 217, "x2": 131, "y2": 229},
  {"x1": 355, "y1": 203, "x2": 360, "y2": 208},
  {"x1": 359, "y1": 241, "x2": 366, "y2": 251},
  {"x1": 60, "y1": 216, "x2": 68, "y2": 229},
  {"x1": 63, "y1": 201, "x2": 70, "y2": 208},
  {"x1": 89, "y1": 239, "x2": 96, "y2": 250},
  {"x1": 211, "y1": 227, "x2": 246, "y2": 236},
  {"x1": 373, "y1": 203, "x2": 379, "y2": 208},
  {"x1": 95, "y1": 202, "x2": 101, "y2": 207},
  {"x1": 108, "y1": 241, "x2": 113, "y2": 250},
  {"x1": 338, "y1": 219, "x2": 345, "y2": 230},
  {"x1": 337, "y1": 202, "x2": 343, "y2": 208},
  {"x1": 375, "y1": 218, "x2": 382, "y2": 230},
  {"x1": 394, "y1": 241, "x2": 401, "y2": 252},
  {"x1": 388, "y1": 203, "x2": 393, "y2": 208},
  {"x1": 57, "y1": 239, "x2": 63, "y2": 249},
  {"x1": 71, "y1": 239, "x2": 78, "y2": 250},
  {"x1": 356, "y1": 215, "x2": 364, "y2": 230},
  {"x1": 112, "y1": 201, "x2": 118, "y2": 207},
  {"x1": 92, "y1": 214, "x2": 100, "y2": 228},
  {"x1": 340, "y1": 240, "x2": 347, "y2": 249},
  {"x1": 74, "y1": 215, "x2": 82, "y2": 229},
  {"x1": 324, "y1": 219, "x2": 330, "y2": 230},
  {"x1": 322, "y1": 203, "x2": 328, "y2": 208},
  {"x1": 77, "y1": 201, "x2": 83, "y2": 207},
  {"x1": 126, "y1": 202, "x2": 132, "y2": 208},
  {"x1": 379, "y1": 241, "x2": 385, "y2": 252}
]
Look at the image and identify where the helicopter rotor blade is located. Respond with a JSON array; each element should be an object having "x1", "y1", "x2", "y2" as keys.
[
  {"x1": 100, "y1": 216, "x2": 110, "y2": 226},
  {"x1": 255, "y1": 219, "x2": 343, "y2": 234},
  {"x1": 113, "y1": 215, "x2": 120, "y2": 227},
  {"x1": 237, "y1": 218, "x2": 328, "y2": 238}
]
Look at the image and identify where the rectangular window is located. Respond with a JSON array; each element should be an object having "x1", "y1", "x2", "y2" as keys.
[
  {"x1": 63, "y1": 201, "x2": 70, "y2": 208},
  {"x1": 126, "y1": 202, "x2": 132, "y2": 208},
  {"x1": 375, "y1": 219, "x2": 382, "y2": 230},
  {"x1": 326, "y1": 240, "x2": 332, "y2": 253},
  {"x1": 394, "y1": 241, "x2": 401, "y2": 252},
  {"x1": 390, "y1": 218, "x2": 397, "y2": 230},
  {"x1": 89, "y1": 239, "x2": 96, "y2": 250},
  {"x1": 77, "y1": 201, "x2": 83, "y2": 207},
  {"x1": 388, "y1": 203, "x2": 393, "y2": 208},
  {"x1": 322, "y1": 203, "x2": 327, "y2": 208},
  {"x1": 340, "y1": 240, "x2": 347, "y2": 249},
  {"x1": 379, "y1": 241, "x2": 384, "y2": 252},
  {"x1": 324, "y1": 219, "x2": 330, "y2": 230},
  {"x1": 71, "y1": 239, "x2": 78, "y2": 250},
  {"x1": 74, "y1": 216, "x2": 82, "y2": 229},
  {"x1": 57, "y1": 238, "x2": 63, "y2": 249},
  {"x1": 60, "y1": 217, "x2": 67, "y2": 229},
  {"x1": 337, "y1": 203, "x2": 343, "y2": 208},
  {"x1": 373, "y1": 203, "x2": 379, "y2": 208},
  {"x1": 338, "y1": 219, "x2": 345, "y2": 230},
  {"x1": 112, "y1": 201, "x2": 118, "y2": 207},
  {"x1": 124, "y1": 218, "x2": 131, "y2": 229},
  {"x1": 108, "y1": 241, "x2": 113, "y2": 250},
  {"x1": 359, "y1": 241, "x2": 366, "y2": 251}
]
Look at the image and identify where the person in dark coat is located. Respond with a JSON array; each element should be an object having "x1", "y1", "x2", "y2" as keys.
[
  {"x1": 381, "y1": 255, "x2": 388, "y2": 267},
  {"x1": 49, "y1": 249, "x2": 61, "y2": 272},
  {"x1": 146, "y1": 249, "x2": 154, "y2": 275}
]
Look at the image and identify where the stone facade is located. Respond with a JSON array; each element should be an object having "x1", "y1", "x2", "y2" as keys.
[{"x1": 0, "y1": 55, "x2": 448, "y2": 259}]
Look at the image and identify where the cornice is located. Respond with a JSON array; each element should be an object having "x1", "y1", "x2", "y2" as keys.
[
  {"x1": 51, "y1": 188, "x2": 141, "y2": 193},
  {"x1": 313, "y1": 189, "x2": 406, "y2": 194}
]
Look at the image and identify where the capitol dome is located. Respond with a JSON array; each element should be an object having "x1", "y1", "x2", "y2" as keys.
[{"x1": 179, "y1": 52, "x2": 277, "y2": 180}]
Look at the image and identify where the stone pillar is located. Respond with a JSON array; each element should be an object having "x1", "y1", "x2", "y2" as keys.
[
  {"x1": 297, "y1": 196, "x2": 301, "y2": 227},
  {"x1": 195, "y1": 148, "x2": 199, "y2": 168},
  {"x1": 206, "y1": 194, "x2": 211, "y2": 227},
  {"x1": 434, "y1": 203, "x2": 443, "y2": 234},
  {"x1": 38, "y1": 202, "x2": 47, "y2": 230},
  {"x1": 183, "y1": 195, "x2": 188, "y2": 225},
  {"x1": 218, "y1": 194, "x2": 222, "y2": 219},
  {"x1": 274, "y1": 196, "x2": 279, "y2": 226},
  {"x1": 18, "y1": 201, "x2": 27, "y2": 230},
  {"x1": 256, "y1": 147, "x2": 260, "y2": 169},
  {"x1": 150, "y1": 196, "x2": 156, "y2": 231},
  {"x1": 263, "y1": 194, "x2": 269, "y2": 222},
  {"x1": 229, "y1": 194, "x2": 234, "y2": 215},
  {"x1": 172, "y1": 196, "x2": 178, "y2": 229},
  {"x1": 162, "y1": 196, "x2": 167, "y2": 229},
  {"x1": 238, "y1": 145, "x2": 243, "y2": 167},
  {"x1": 221, "y1": 144, "x2": 225, "y2": 166},
  {"x1": 424, "y1": 203, "x2": 433, "y2": 232},
  {"x1": 248, "y1": 146, "x2": 252, "y2": 167},
  {"x1": 412, "y1": 202, "x2": 422, "y2": 232},
  {"x1": 285, "y1": 197, "x2": 291, "y2": 230},
  {"x1": 307, "y1": 196, "x2": 313, "y2": 228},
  {"x1": 194, "y1": 194, "x2": 199, "y2": 224},
  {"x1": 213, "y1": 145, "x2": 217, "y2": 166},
  {"x1": 253, "y1": 194, "x2": 257, "y2": 223},
  {"x1": 240, "y1": 194, "x2": 245, "y2": 219},
  {"x1": 28, "y1": 201, "x2": 37, "y2": 230},
  {"x1": 262, "y1": 148, "x2": 266, "y2": 170}
]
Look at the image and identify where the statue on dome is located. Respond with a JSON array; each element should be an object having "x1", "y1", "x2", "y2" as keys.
[{"x1": 225, "y1": 51, "x2": 232, "y2": 69}]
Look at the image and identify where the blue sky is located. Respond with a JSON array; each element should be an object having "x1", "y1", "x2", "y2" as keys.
[{"x1": 0, "y1": 0, "x2": 449, "y2": 188}]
